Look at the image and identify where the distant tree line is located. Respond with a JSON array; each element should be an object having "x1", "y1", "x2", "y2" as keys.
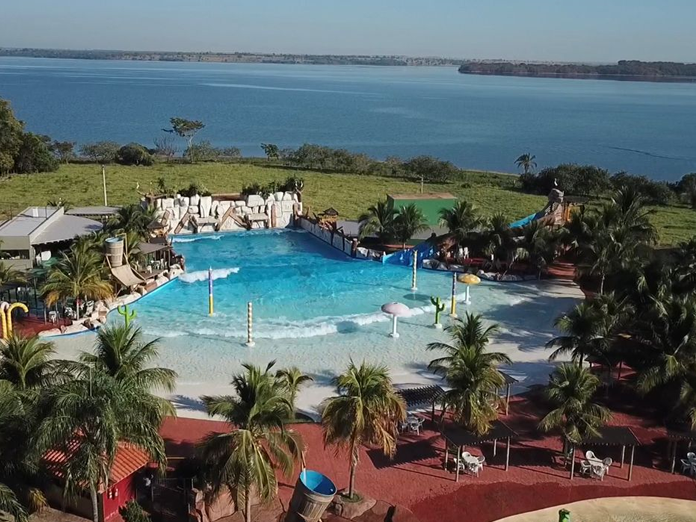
[{"x1": 459, "y1": 60, "x2": 696, "y2": 83}]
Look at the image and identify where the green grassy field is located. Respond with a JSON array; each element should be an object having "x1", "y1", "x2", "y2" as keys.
[{"x1": 1, "y1": 162, "x2": 695, "y2": 245}]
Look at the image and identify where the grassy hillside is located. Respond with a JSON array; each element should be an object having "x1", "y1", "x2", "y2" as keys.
[{"x1": 1, "y1": 162, "x2": 695, "y2": 245}]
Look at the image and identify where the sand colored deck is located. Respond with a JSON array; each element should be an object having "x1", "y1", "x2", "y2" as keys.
[{"x1": 495, "y1": 497, "x2": 696, "y2": 522}]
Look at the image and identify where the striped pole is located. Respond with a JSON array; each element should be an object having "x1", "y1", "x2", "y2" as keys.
[
  {"x1": 411, "y1": 251, "x2": 418, "y2": 291},
  {"x1": 208, "y1": 267, "x2": 214, "y2": 316},
  {"x1": 246, "y1": 301, "x2": 255, "y2": 347},
  {"x1": 450, "y1": 272, "x2": 457, "y2": 318}
]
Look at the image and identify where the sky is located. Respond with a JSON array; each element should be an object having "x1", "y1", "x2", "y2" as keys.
[{"x1": 2, "y1": 0, "x2": 695, "y2": 63}]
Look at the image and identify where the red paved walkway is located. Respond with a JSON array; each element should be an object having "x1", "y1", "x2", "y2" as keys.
[{"x1": 159, "y1": 393, "x2": 696, "y2": 522}]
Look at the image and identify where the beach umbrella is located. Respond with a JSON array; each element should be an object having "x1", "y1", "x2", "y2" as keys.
[
  {"x1": 381, "y1": 302, "x2": 410, "y2": 338},
  {"x1": 458, "y1": 273, "x2": 481, "y2": 304}
]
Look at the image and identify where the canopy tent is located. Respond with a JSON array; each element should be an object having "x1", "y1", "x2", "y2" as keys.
[
  {"x1": 110, "y1": 264, "x2": 146, "y2": 290},
  {"x1": 441, "y1": 420, "x2": 518, "y2": 482},
  {"x1": 136, "y1": 241, "x2": 169, "y2": 255},
  {"x1": 499, "y1": 371, "x2": 518, "y2": 415},
  {"x1": 396, "y1": 385, "x2": 444, "y2": 419},
  {"x1": 667, "y1": 427, "x2": 696, "y2": 474},
  {"x1": 570, "y1": 426, "x2": 641, "y2": 481}
]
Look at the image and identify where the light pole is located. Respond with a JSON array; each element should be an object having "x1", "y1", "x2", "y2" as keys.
[{"x1": 101, "y1": 165, "x2": 108, "y2": 206}]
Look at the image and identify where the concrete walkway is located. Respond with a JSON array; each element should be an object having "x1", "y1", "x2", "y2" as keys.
[{"x1": 495, "y1": 496, "x2": 696, "y2": 522}]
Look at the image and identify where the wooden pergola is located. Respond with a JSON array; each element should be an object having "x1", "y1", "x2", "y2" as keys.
[
  {"x1": 499, "y1": 371, "x2": 518, "y2": 416},
  {"x1": 570, "y1": 426, "x2": 640, "y2": 481},
  {"x1": 667, "y1": 427, "x2": 696, "y2": 474},
  {"x1": 396, "y1": 385, "x2": 444, "y2": 422},
  {"x1": 441, "y1": 420, "x2": 518, "y2": 482}
]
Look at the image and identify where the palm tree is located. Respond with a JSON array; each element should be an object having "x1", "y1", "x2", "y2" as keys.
[
  {"x1": 35, "y1": 371, "x2": 168, "y2": 522},
  {"x1": 358, "y1": 199, "x2": 396, "y2": 244},
  {"x1": 439, "y1": 200, "x2": 480, "y2": 247},
  {"x1": 518, "y1": 220, "x2": 560, "y2": 278},
  {"x1": 482, "y1": 213, "x2": 515, "y2": 265},
  {"x1": 0, "y1": 482, "x2": 26, "y2": 522},
  {"x1": 546, "y1": 302, "x2": 604, "y2": 363},
  {"x1": 275, "y1": 366, "x2": 313, "y2": 419},
  {"x1": 0, "y1": 334, "x2": 67, "y2": 392},
  {"x1": 427, "y1": 313, "x2": 511, "y2": 434},
  {"x1": 539, "y1": 364, "x2": 610, "y2": 453},
  {"x1": 677, "y1": 367, "x2": 696, "y2": 430},
  {"x1": 107, "y1": 204, "x2": 156, "y2": 239},
  {"x1": 515, "y1": 153, "x2": 537, "y2": 175},
  {"x1": 392, "y1": 204, "x2": 428, "y2": 249},
  {"x1": 322, "y1": 361, "x2": 405, "y2": 500},
  {"x1": 0, "y1": 261, "x2": 26, "y2": 288},
  {"x1": 77, "y1": 324, "x2": 177, "y2": 411},
  {"x1": 42, "y1": 249, "x2": 113, "y2": 319},
  {"x1": 198, "y1": 363, "x2": 303, "y2": 522}
]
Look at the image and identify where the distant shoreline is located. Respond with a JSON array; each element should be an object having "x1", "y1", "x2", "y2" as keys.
[{"x1": 0, "y1": 47, "x2": 461, "y2": 67}]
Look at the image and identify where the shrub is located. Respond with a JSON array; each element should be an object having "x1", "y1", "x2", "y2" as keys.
[
  {"x1": 119, "y1": 501, "x2": 150, "y2": 522},
  {"x1": 184, "y1": 141, "x2": 219, "y2": 162},
  {"x1": 610, "y1": 172, "x2": 674, "y2": 205},
  {"x1": 116, "y1": 143, "x2": 154, "y2": 166},
  {"x1": 403, "y1": 155, "x2": 458, "y2": 183},
  {"x1": 219, "y1": 146, "x2": 242, "y2": 159},
  {"x1": 520, "y1": 164, "x2": 611, "y2": 196},
  {"x1": 80, "y1": 141, "x2": 120, "y2": 163},
  {"x1": 179, "y1": 182, "x2": 211, "y2": 197}
]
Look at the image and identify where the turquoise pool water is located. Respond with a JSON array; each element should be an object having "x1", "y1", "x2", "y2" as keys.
[{"x1": 133, "y1": 229, "x2": 463, "y2": 340}]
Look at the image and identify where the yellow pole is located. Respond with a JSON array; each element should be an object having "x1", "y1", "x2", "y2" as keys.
[
  {"x1": 450, "y1": 273, "x2": 457, "y2": 318},
  {"x1": 0, "y1": 304, "x2": 8, "y2": 340},
  {"x1": 6, "y1": 303, "x2": 29, "y2": 335},
  {"x1": 208, "y1": 267, "x2": 214, "y2": 316}
]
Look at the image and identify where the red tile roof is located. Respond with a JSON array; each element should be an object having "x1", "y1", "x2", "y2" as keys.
[{"x1": 44, "y1": 439, "x2": 150, "y2": 492}]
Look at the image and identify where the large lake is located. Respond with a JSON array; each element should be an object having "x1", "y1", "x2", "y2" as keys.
[{"x1": 1, "y1": 57, "x2": 695, "y2": 180}]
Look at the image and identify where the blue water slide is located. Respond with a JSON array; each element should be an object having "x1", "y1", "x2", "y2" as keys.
[
  {"x1": 382, "y1": 240, "x2": 436, "y2": 267},
  {"x1": 509, "y1": 210, "x2": 544, "y2": 229}
]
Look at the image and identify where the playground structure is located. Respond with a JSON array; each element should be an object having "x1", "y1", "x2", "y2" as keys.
[
  {"x1": 0, "y1": 301, "x2": 29, "y2": 339},
  {"x1": 509, "y1": 188, "x2": 574, "y2": 229}
]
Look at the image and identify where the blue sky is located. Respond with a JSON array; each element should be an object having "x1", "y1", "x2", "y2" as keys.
[{"x1": 2, "y1": 0, "x2": 695, "y2": 62}]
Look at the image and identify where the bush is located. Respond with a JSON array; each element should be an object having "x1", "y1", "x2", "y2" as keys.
[
  {"x1": 219, "y1": 146, "x2": 242, "y2": 159},
  {"x1": 610, "y1": 172, "x2": 674, "y2": 205},
  {"x1": 80, "y1": 141, "x2": 120, "y2": 163},
  {"x1": 403, "y1": 155, "x2": 458, "y2": 183},
  {"x1": 184, "y1": 141, "x2": 220, "y2": 162},
  {"x1": 520, "y1": 164, "x2": 611, "y2": 196},
  {"x1": 119, "y1": 500, "x2": 150, "y2": 522},
  {"x1": 116, "y1": 143, "x2": 154, "y2": 166},
  {"x1": 13, "y1": 133, "x2": 59, "y2": 173},
  {"x1": 179, "y1": 182, "x2": 211, "y2": 198}
]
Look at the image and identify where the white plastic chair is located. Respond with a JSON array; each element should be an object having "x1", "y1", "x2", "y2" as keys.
[
  {"x1": 681, "y1": 459, "x2": 695, "y2": 476},
  {"x1": 585, "y1": 450, "x2": 597, "y2": 461},
  {"x1": 469, "y1": 455, "x2": 486, "y2": 476},
  {"x1": 687, "y1": 452, "x2": 696, "y2": 463}
]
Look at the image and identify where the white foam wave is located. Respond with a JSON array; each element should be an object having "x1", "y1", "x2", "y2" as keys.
[
  {"x1": 171, "y1": 235, "x2": 222, "y2": 243},
  {"x1": 179, "y1": 267, "x2": 240, "y2": 283}
]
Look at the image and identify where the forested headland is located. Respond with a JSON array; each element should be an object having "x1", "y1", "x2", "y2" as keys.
[{"x1": 458, "y1": 60, "x2": 696, "y2": 83}]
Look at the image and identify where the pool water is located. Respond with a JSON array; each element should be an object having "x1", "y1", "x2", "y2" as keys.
[{"x1": 135, "y1": 229, "x2": 476, "y2": 340}]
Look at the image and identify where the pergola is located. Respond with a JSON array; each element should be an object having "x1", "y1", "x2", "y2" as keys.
[
  {"x1": 441, "y1": 420, "x2": 518, "y2": 482},
  {"x1": 396, "y1": 385, "x2": 445, "y2": 421},
  {"x1": 571, "y1": 426, "x2": 640, "y2": 481},
  {"x1": 667, "y1": 427, "x2": 696, "y2": 474},
  {"x1": 499, "y1": 371, "x2": 518, "y2": 415}
]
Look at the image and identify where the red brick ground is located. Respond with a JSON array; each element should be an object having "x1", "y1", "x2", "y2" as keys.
[{"x1": 159, "y1": 393, "x2": 696, "y2": 522}]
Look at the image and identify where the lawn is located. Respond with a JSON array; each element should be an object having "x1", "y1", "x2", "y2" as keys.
[{"x1": 1, "y1": 162, "x2": 694, "y2": 245}]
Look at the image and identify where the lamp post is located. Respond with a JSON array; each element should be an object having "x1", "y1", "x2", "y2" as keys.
[{"x1": 101, "y1": 165, "x2": 108, "y2": 206}]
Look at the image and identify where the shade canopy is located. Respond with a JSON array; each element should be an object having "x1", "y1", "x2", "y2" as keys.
[
  {"x1": 500, "y1": 371, "x2": 519, "y2": 386},
  {"x1": 582, "y1": 426, "x2": 640, "y2": 447},
  {"x1": 381, "y1": 302, "x2": 410, "y2": 316},
  {"x1": 442, "y1": 419, "x2": 518, "y2": 447},
  {"x1": 458, "y1": 274, "x2": 481, "y2": 285},
  {"x1": 396, "y1": 385, "x2": 445, "y2": 410}
]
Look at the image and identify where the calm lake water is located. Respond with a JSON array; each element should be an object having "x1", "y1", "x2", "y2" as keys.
[{"x1": 1, "y1": 57, "x2": 695, "y2": 180}]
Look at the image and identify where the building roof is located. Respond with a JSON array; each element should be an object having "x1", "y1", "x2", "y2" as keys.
[
  {"x1": 389, "y1": 193, "x2": 456, "y2": 200},
  {"x1": 44, "y1": 440, "x2": 150, "y2": 491},
  {"x1": 0, "y1": 207, "x2": 60, "y2": 237},
  {"x1": 442, "y1": 420, "x2": 518, "y2": 447},
  {"x1": 33, "y1": 215, "x2": 103, "y2": 245},
  {"x1": 137, "y1": 241, "x2": 170, "y2": 255},
  {"x1": 66, "y1": 206, "x2": 120, "y2": 216},
  {"x1": 500, "y1": 371, "x2": 519, "y2": 386},
  {"x1": 396, "y1": 385, "x2": 445, "y2": 410}
]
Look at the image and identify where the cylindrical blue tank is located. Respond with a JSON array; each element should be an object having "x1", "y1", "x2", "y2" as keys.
[{"x1": 286, "y1": 470, "x2": 336, "y2": 522}]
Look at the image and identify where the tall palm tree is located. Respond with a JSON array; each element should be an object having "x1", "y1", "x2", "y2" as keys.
[
  {"x1": 515, "y1": 153, "x2": 537, "y2": 175},
  {"x1": 358, "y1": 199, "x2": 396, "y2": 244},
  {"x1": 677, "y1": 367, "x2": 696, "y2": 430},
  {"x1": 107, "y1": 204, "x2": 156, "y2": 239},
  {"x1": 322, "y1": 361, "x2": 405, "y2": 500},
  {"x1": 439, "y1": 200, "x2": 480, "y2": 247},
  {"x1": 539, "y1": 364, "x2": 610, "y2": 451},
  {"x1": 428, "y1": 313, "x2": 510, "y2": 434},
  {"x1": 546, "y1": 302, "x2": 604, "y2": 363},
  {"x1": 0, "y1": 482, "x2": 26, "y2": 522},
  {"x1": 393, "y1": 204, "x2": 428, "y2": 249},
  {"x1": 518, "y1": 220, "x2": 560, "y2": 278},
  {"x1": 275, "y1": 366, "x2": 313, "y2": 419},
  {"x1": 35, "y1": 371, "x2": 168, "y2": 522},
  {"x1": 198, "y1": 362, "x2": 303, "y2": 522},
  {"x1": 0, "y1": 334, "x2": 67, "y2": 392},
  {"x1": 42, "y1": 249, "x2": 113, "y2": 319},
  {"x1": 482, "y1": 213, "x2": 515, "y2": 264}
]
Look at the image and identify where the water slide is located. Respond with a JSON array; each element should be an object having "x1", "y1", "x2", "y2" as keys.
[
  {"x1": 509, "y1": 211, "x2": 545, "y2": 229},
  {"x1": 381, "y1": 240, "x2": 437, "y2": 267}
]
